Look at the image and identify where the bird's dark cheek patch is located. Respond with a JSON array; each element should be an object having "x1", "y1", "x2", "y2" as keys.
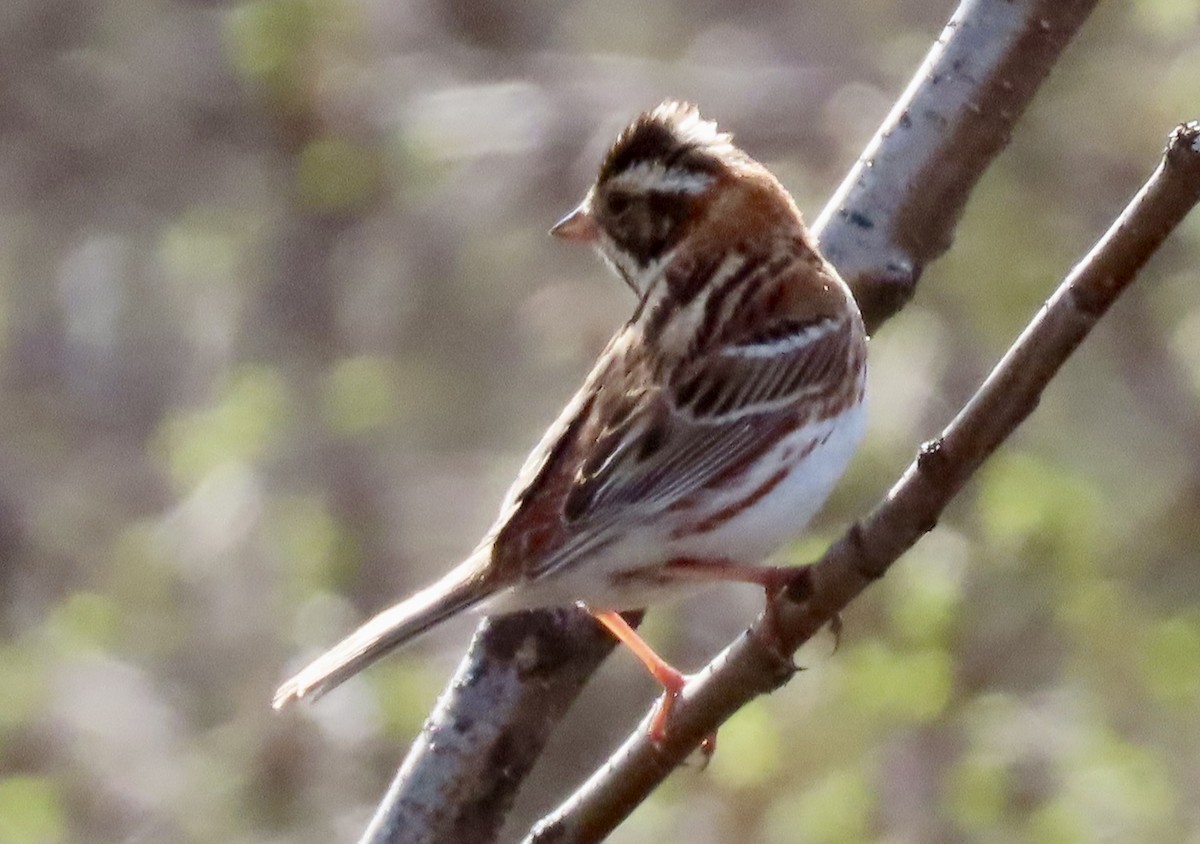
[
  {"x1": 648, "y1": 193, "x2": 689, "y2": 237},
  {"x1": 610, "y1": 195, "x2": 691, "y2": 267},
  {"x1": 609, "y1": 205, "x2": 656, "y2": 266}
]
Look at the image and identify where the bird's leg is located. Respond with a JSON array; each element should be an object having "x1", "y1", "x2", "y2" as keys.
[
  {"x1": 590, "y1": 610, "x2": 685, "y2": 742},
  {"x1": 589, "y1": 609, "x2": 716, "y2": 757}
]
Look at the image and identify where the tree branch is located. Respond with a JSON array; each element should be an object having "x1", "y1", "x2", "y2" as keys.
[
  {"x1": 526, "y1": 120, "x2": 1200, "y2": 844},
  {"x1": 817, "y1": 0, "x2": 1099, "y2": 333},
  {"x1": 360, "y1": 1, "x2": 1102, "y2": 841},
  {"x1": 357, "y1": 608, "x2": 627, "y2": 844}
]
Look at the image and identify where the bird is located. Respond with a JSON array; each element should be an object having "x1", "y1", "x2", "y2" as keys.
[{"x1": 273, "y1": 101, "x2": 868, "y2": 743}]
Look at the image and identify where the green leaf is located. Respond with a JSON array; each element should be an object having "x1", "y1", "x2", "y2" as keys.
[
  {"x1": 1027, "y1": 801, "x2": 1088, "y2": 844},
  {"x1": 1067, "y1": 731, "x2": 1176, "y2": 833},
  {"x1": 944, "y1": 754, "x2": 1009, "y2": 831},
  {"x1": 322, "y1": 356, "x2": 399, "y2": 435},
  {"x1": 295, "y1": 138, "x2": 382, "y2": 213},
  {"x1": 842, "y1": 641, "x2": 953, "y2": 725},
  {"x1": 372, "y1": 659, "x2": 448, "y2": 739},
  {"x1": 156, "y1": 365, "x2": 290, "y2": 488},
  {"x1": 0, "y1": 647, "x2": 47, "y2": 734},
  {"x1": 225, "y1": 0, "x2": 316, "y2": 114},
  {"x1": 976, "y1": 452, "x2": 1106, "y2": 576},
  {"x1": 270, "y1": 495, "x2": 346, "y2": 597},
  {"x1": 765, "y1": 769, "x2": 872, "y2": 844},
  {"x1": 708, "y1": 699, "x2": 783, "y2": 790},
  {"x1": 887, "y1": 532, "x2": 967, "y2": 646},
  {"x1": 1143, "y1": 614, "x2": 1200, "y2": 708},
  {"x1": 1131, "y1": 0, "x2": 1200, "y2": 37},
  {"x1": 46, "y1": 592, "x2": 119, "y2": 654},
  {"x1": 0, "y1": 777, "x2": 64, "y2": 844}
]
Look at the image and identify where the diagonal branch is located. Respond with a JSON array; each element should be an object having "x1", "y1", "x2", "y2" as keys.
[
  {"x1": 526, "y1": 120, "x2": 1200, "y2": 844},
  {"x1": 360, "y1": 1, "x2": 1101, "y2": 841},
  {"x1": 817, "y1": 0, "x2": 1100, "y2": 333},
  {"x1": 357, "y1": 607, "x2": 628, "y2": 843}
]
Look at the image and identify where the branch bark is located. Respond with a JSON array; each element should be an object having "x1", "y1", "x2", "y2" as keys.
[
  {"x1": 816, "y1": 0, "x2": 1099, "y2": 333},
  {"x1": 527, "y1": 120, "x2": 1200, "y2": 844},
  {"x1": 358, "y1": 608, "x2": 627, "y2": 843},
  {"x1": 360, "y1": 1, "x2": 1102, "y2": 841}
]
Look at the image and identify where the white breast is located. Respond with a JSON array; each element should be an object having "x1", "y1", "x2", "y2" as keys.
[
  {"x1": 669, "y1": 400, "x2": 867, "y2": 564},
  {"x1": 486, "y1": 398, "x2": 867, "y2": 613}
]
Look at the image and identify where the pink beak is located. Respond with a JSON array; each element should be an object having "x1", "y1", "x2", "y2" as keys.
[{"x1": 550, "y1": 205, "x2": 600, "y2": 243}]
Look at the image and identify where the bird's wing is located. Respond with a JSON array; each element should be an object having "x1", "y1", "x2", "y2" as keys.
[
  {"x1": 568, "y1": 314, "x2": 854, "y2": 518},
  {"x1": 527, "y1": 309, "x2": 859, "y2": 580}
]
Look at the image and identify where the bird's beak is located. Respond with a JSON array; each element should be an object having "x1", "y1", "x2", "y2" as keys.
[{"x1": 550, "y1": 203, "x2": 600, "y2": 243}]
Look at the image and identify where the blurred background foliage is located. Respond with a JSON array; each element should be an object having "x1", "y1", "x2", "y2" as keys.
[{"x1": 0, "y1": 0, "x2": 1198, "y2": 841}]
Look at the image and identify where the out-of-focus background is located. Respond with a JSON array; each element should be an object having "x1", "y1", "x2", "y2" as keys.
[{"x1": 1, "y1": 0, "x2": 1198, "y2": 841}]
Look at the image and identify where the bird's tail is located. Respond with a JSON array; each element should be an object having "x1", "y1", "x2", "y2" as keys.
[{"x1": 273, "y1": 551, "x2": 498, "y2": 709}]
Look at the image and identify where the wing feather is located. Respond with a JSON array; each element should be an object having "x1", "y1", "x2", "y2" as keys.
[{"x1": 528, "y1": 311, "x2": 855, "y2": 580}]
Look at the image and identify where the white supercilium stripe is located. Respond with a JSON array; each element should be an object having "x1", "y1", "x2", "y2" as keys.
[
  {"x1": 610, "y1": 161, "x2": 715, "y2": 195},
  {"x1": 720, "y1": 317, "x2": 838, "y2": 358}
]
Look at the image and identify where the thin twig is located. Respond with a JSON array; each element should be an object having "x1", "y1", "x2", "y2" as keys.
[
  {"x1": 360, "y1": 1, "x2": 1101, "y2": 841},
  {"x1": 526, "y1": 122, "x2": 1200, "y2": 844}
]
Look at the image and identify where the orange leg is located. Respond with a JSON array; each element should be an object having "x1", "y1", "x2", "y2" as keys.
[
  {"x1": 590, "y1": 610, "x2": 719, "y2": 758},
  {"x1": 591, "y1": 610, "x2": 685, "y2": 743}
]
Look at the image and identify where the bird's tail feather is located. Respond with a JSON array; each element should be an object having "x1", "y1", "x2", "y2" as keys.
[{"x1": 273, "y1": 552, "x2": 497, "y2": 709}]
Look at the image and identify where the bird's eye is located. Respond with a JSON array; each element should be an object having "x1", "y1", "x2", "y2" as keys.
[{"x1": 606, "y1": 192, "x2": 632, "y2": 217}]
